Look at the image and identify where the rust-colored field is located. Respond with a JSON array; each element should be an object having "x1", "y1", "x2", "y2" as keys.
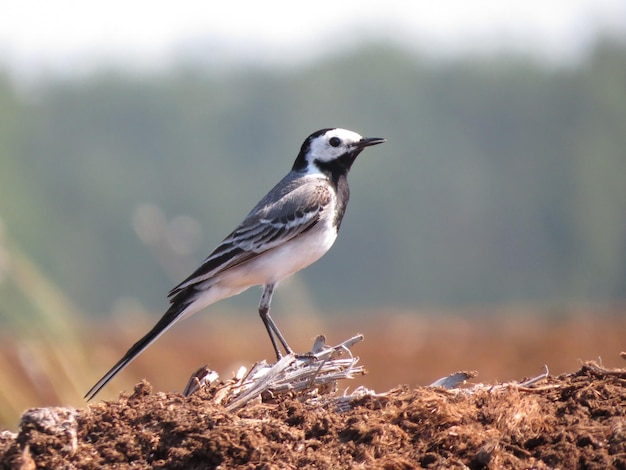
[
  {"x1": 93, "y1": 306, "x2": 626, "y2": 395},
  {"x1": 1, "y1": 305, "x2": 624, "y2": 430}
]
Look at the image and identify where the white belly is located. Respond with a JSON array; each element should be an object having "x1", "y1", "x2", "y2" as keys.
[
  {"x1": 176, "y1": 214, "x2": 338, "y2": 321},
  {"x1": 218, "y1": 221, "x2": 338, "y2": 289},
  {"x1": 178, "y1": 226, "x2": 336, "y2": 321}
]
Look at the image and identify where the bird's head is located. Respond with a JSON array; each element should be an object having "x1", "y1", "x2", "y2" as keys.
[{"x1": 292, "y1": 128, "x2": 385, "y2": 174}]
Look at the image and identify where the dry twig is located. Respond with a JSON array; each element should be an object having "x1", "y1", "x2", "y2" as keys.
[{"x1": 183, "y1": 334, "x2": 367, "y2": 411}]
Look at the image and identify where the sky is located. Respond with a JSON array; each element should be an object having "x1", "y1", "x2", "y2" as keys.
[{"x1": 1, "y1": 0, "x2": 625, "y2": 78}]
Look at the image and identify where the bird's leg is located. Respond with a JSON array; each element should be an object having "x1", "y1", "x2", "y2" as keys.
[{"x1": 259, "y1": 283, "x2": 294, "y2": 360}]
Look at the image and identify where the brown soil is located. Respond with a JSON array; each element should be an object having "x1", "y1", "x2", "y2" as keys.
[{"x1": 2, "y1": 361, "x2": 625, "y2": 469}]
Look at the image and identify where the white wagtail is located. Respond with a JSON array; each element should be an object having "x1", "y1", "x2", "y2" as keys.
[{"x1": 85, "y1": 128, "x2": 385, "y2": 400}]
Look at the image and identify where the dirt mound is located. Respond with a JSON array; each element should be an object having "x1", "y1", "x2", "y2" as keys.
[{"x1": 1, "y1": 361, "x2": 625, "y2": 469}]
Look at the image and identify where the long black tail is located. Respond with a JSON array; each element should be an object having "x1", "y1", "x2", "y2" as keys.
[{"x1": 84, "y1": 302, "x2": 188, "y2": 401}]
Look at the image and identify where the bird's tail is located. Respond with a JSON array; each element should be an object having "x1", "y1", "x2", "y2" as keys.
[{"x1": 84, "y1": 301, "x2": 190, "y2": 401}]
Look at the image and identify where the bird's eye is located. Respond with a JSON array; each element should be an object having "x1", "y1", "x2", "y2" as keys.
[{"x1": 329, "y1": 137, "x2": 341, "y2": 147}]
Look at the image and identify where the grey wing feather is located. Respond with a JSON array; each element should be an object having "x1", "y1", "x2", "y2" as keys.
[{"x1": 168, "y1": 178, "x2": 332, "y2": 298}]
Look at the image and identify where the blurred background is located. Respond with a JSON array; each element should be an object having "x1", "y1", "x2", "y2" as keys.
[{"x1": 1, "y1": 0, "x2": 625, "y2": 429}]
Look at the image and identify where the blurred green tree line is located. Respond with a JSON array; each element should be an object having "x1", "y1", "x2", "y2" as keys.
[{"x1": 0, "y1": 39, "x2": 625, "y2": 318}]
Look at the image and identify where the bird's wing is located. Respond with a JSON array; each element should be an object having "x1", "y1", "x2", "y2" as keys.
[{"x1": 168, "y1": 181, "x2": 332, "y2": 298}]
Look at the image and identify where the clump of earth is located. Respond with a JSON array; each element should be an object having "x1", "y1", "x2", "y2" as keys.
[{"x1": 1, "y1": 361, "x2": 625, "y2": 469}]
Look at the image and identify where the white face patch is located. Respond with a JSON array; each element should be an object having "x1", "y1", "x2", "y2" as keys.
[{"x1": 307, "y1": 128, "x2": 363, "y2": 164}]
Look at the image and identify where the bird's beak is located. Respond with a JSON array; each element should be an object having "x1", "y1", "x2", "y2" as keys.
[{"x1": 356, "y1": 137, "x2": 386, "y2": 148}]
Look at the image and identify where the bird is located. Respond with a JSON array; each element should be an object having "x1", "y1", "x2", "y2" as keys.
[{"x1": 85, "y1": 128, "x2": 385, "y2": 401}]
